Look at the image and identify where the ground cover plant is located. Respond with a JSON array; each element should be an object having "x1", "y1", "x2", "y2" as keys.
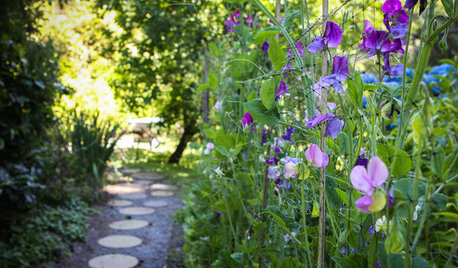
[{"x1": 178, "y1": 0, "x2": 457, "y2": 267}]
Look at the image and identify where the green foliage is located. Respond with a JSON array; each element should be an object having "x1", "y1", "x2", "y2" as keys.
[
  {"x1": 0, "y1": 197, "x2": 92, "y2": 267},
  {"x1": 70, "y1": 111, "x2": 122, "y2": 186}
]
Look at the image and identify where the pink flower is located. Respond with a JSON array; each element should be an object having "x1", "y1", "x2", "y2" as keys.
[
  {"x1": 305, "y1": 144, "x2": 329, "y2": 168},
  {"x1": 350, "y1": 156, "x2": 389, "y2": 213}
]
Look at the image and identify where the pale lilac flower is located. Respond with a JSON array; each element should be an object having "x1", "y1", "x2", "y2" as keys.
[
  {"x1": 204, "y1": 142, "x2": 214, "y2": 154},
  {"x1": 305, "y1": 144, "x2": 329, "y2": 168},
  {"x1": 273, "y1": 137, "x2": 285, "y2": 148},
  {"x1": 307, "y1": 21, "x2": 343, "y2": 54},
  {"x1": 306, "y1": 113, "x2": 335, "y2": 128},
  {"x1": 268, "y1": 166, "x2": 281, "y2": 179},
  {"x1": 324, "y1": 117, "x2": 344, "y2": 139},
  {"x1": 350, "y1": 156, "x2": 389, "y2": 213},
  {"x1": 214, "y1": 100, "x2": 222, "y2": 109},
  {"x1": 332, "y1": 56, "x2": 350, "y2": 81}
]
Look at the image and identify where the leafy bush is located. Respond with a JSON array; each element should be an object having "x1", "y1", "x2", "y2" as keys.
[{"x1": 0, "y1": 197, "x2": 92, "y2": 267}]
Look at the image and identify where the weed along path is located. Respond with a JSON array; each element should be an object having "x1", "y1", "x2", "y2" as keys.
[{"x1": 46, "y1": 168, "x2": 184, "y2": 268}]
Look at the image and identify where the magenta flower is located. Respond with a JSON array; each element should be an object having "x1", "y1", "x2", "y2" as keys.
[
  {"x1": 350, "y1": 156, "x2": 389, "y2": 213},
  {"x1": 275, "y1": 81, "x2": 288, "y2": 101},
  {"x1": 382, "y1": 0, "x2": 402, "y2": 15},
  {"x1": 242, "y1": 112, "x2": 254, "y2": 128},
  {"x1": 225, "y1": 10, "x2": 242, "y2": 33},
  {"x1": 307, "y1": 21, "x2": 343, "y2": 54},
  {"x1": 305, "y1": 144, "x2": 329, "y2": 168},
  {"x1": 288, "y1": 41, "x2": 304, "y2": 57}
]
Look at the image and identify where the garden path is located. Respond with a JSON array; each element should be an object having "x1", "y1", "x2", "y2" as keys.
[{"x1": 47, "y1": 168, "x2": 184, "y2": 268}]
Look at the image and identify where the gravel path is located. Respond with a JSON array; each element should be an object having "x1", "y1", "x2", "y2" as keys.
[{"x1": 40, "y1": 168, "x2": 184, "y2": 268}]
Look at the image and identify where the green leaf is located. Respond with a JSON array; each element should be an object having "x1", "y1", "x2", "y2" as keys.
[
  {"x1": 440, "y1": 0, "x2": 453, "y2": 17},
  {"x1": 208, "y1": 73, "x2": 217, "y2": 88},
  {"x1": 332, "y1": 256, "x2": 359, "y2": 268},
  {"x1": 266, "y1": 206, "x2": 290, "y2": 232},
  {"x1": 197, "y1": 84, "x2": 211, "y2": 93},
  {"x1": 283, "y1": 10, "x2": 300, "y2": 28},
  {"x1": 377, "y1": 143, "x2": 412, "y2": 178},
  {"x1": 203, "y1": 123, "x2": 216, "y2": 139},
  {"x1": 431, "y1": 193, "x2": 447, "y2": 210},
  {"x1": 247, "y1": 91, "x2": 257, "y2": 101},
  {"x1": 231, "y1": 252, "x2": 243, "y2": 263},
  {"x1": 347, "y1": 74, "x2": 363, "y2": 108},
  {"x1": 268, "y1": 37, "x2": 286, "y2": 71},
  {"x1": 243, "y1": 99, "x2": 280, "y2": 126},
  {"x1": 392, "y1": 178, "x2": 426, "y2": 206},
  {"x1": 260, "y1": 78, "x2": 275, "y2": 110},
  {"x1": 254, "y1": 29, "x2": 280, "y2": 45},
  {"x1": 411, "y1": 256, "x2": 430, "y2": 268}
]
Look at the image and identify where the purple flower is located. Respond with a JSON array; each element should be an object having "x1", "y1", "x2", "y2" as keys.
[
  {"x1": 242, "y1": 112, "x2": 254, "y2": 128},
  {"x1": 307, "y1": 21, "x2": 343, "y2": 54},
  {"x1": 261, "y1": 41, "x2": 269, "y2": 54},
  {"x1": 364, "y1": 20, "x2": 375, "y2": 35},
  {"x1": 275, "y1": 147, "x2": 282, "y2": 154},
  {"x1": 382, "y1": 0, "x2": 402, "y2": 16},
  {"x1": 275, "y1": 81, "x2": 288, "y2": 101},
  {"x1": 204, "y1": 142, "x2": 214, "y2": 154},
  {"x1": 324, "y1": 117, "x2": 344, "y2": 139},
  {"x1": 351, "y1": 156, "x2": 389, "y2": 213},
  {"x1": 281, "y1": 63, "x2": 291, "y2": 78},
  {"x1": 214, "y1": 100, "x2": 222, "y2": 109},
  {"x1": 215, "y1": 211, "x2": 222, "y2": 219},
  {"x1": 266, "y1": 155, "x2": 280, "y2": 165},
  {"x1": 269, "y1": 16, "x2": 284, "y2": 24},
  {"x1": 261, "y1": 129, "x2": 267, "y2": 145},
  {"x1": 288, "y1": 41, "x2": 304, "y2": 57},
  {"x1": 354, "y1": 157, "x2": 368, "y2": 168},
  {"x1": 246, "y1": 16, "x2": 257, "y2": 27},
  {"x1": 273, "y1": 137, "x2": 285, "y2": 148},
  {"x1": 368, "y1": 225, "x2": 376, "y2": 235},
  {"x1": 281, "y1": 126, "x2": 295, "y2": 142},
  {"x1": 390, "y1": 23, "x2": 408, "y2": 39},
  {"x1": 268, "y1": 166, "x2": 281, "y2": 179},
  {"x1": 317, "y1": 74, "x2": 345, "y2": 94},
  {"x1": 306, "y1": 113, "x2": 335, "y2": 128},
  {"x1": 225, "y1": 10, "x2": 242, "y2": 33},
  {"x1": 332, "y1": 56, "x2": 350, "y2": 81},
  {"x1": 305, "y1": 144, "x2": 329, "y2": 168},
  {"x1": 405, "y1": 0, "x2": 419, "y2": 10},
  {"x1": 278, "y1": 179, "x2": 292, "y2": 190},
  {"x1": 341, "y1": 247, "x2": 346, "y2": 255}
]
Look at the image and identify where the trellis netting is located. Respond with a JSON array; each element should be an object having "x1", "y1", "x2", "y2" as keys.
[{"x1": 180, "y1": 0, "x2": 457, "y2": 267}]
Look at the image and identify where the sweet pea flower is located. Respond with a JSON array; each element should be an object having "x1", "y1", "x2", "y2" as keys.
[
  {"x1": 305, "y1": 144, "x2": 329, "y2": 168},
  {"x1": 350, "y1": 156, "x2": 389, "y2": 213},
  {"x1": 307, "y1": 21, "x2": 343, "y2": 54},
  {"x1": 281, "y1": 126, "x2": 295, "y2": 142},
  {"x1": 315, "y1": 56, "x2": 349, "y2": 94},
  {"x1": 225, "y1": 10, "x2": 242, "y2": 33},
  {"x1": 261, "y1": 41, "x2": 269, "y2": 54},
  {"x1": 288, "y1": 41, "x2": 304, "y2": 57},
  {"x1": 268, "y1": 166, "x2": 281, "y2": 179},
  {"x1": 204, "y1": 142, "x2": 214, "y2": 154},
  {"x1": 284, "y1": 162, "x2": 299, "y2": 179},
  {"x1": 273, "y1": 137, "x2": 285, "y2": 148},
  {"x1": 242, "y1": 112, "x2": 254, "y2": 128},
  {"x1": 324, "y1": 117, "x2": 344, "y2": 139},
  {"x1": 281, "y1": 63, "x2": 291, "y2": 78},
  {"x1": 266, "y1": 155, "x2": 280, "y2": 165},
  {"x1": 214, "y1": 100, "x2": 222, "y2": 109},
  {"x1": 261, "y1": 129, "x2": 268, "y2": 145},
  {"x1": 306, "y1": 113, "x2": 335, "y2": 128},
  {"x1": 275, "y1": 81, "x2": 288, "y2": 101}
]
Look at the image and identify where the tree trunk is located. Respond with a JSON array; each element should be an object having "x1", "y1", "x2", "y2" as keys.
[{"x1": 168, "y1": 119, "x2": 199, "y2": 164}]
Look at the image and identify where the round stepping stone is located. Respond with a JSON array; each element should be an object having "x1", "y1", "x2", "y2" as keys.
[
  {"x1": 133, "y1": 180, "x2": 153, "y2": 186},
  {"x1": 131, "y1": 172, "x2": 163, "y2": 180},
  {"x1": 118, "y1": 192, "x2": 147, "y2": 200},
  {"x1": 89, "y1": 254, "x2": 138, "y2": 268},
  {"x1": 143, "y1": 200, "x2": 168, "y2": 208},
  {"x1": 107, "y1": 200, "x2": 133, "y2": 207},
  {"x1": 119, "y1": 206, "x2": 155, "y2": 215},
  {"x1": 150, "y1": 190, "x2": 174, "y2": 197},
  {"x1": 98, "y1": 235, "x2": 142, "y2": 248},
  {"x1": 150, "y1": 183, "x2": 178, "y2": 190},
  {"x1": 121, "y1": 168, "x2": 141, "y2": 174},
  {"x1": 109, "y1": 219, "x2": 149, "y2": 230}
]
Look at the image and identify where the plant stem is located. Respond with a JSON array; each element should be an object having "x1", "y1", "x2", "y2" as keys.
[
  {"x1": 259, "y1": 144, "x2": 271, "y2": 268},
  {"x1": 317, "y1": 0, "x2": 328, "y2": 265},
  {"x1": 301, "y1": 179, "x2": 313, "y2": 267}
]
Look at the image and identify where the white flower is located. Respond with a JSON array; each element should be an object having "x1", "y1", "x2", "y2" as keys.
[
  {"x1": 375, "y1": 215, "x2": 387, "y2": 232},
  {"x1": 284, "y1": 162, "x2": 298, "y2": 179},
  {"x1": 413, "y1": 204, "x2": 421, "y2": 221}
]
